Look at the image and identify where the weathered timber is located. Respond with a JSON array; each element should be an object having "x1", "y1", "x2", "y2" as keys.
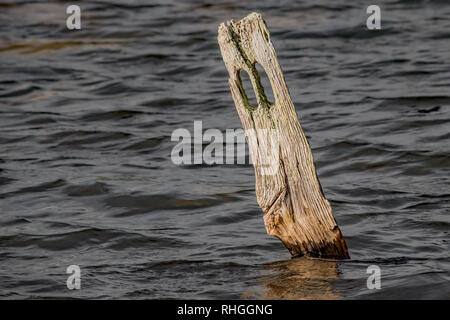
[{"x1": 218, "y1": 12, "x2": 350, "y2": 259}]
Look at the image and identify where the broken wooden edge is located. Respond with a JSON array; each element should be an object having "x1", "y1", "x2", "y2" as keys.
[{"x1": 218, "y1": 12, "x2": 350, "y2": 259}]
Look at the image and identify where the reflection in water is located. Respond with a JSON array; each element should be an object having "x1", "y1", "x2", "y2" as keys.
[{"x1": 258, "y1": 257, "x2": 341, "y2": 300}]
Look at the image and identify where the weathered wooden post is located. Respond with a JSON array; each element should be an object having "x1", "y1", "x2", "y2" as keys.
[{"x1": 218, "y1": 13, "x2": 350, "y2": 259}]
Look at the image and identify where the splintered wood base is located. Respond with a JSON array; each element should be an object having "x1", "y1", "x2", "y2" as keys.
[{"x1": 218, "y1": 12, "x2": 350, "y2": 259}]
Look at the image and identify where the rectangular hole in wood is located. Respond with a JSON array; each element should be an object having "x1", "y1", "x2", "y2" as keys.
[{"x1": 256, "y1": 63, "x2": 274, "y2": 105}]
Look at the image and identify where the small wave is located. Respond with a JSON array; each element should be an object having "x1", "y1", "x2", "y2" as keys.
[
  {"x1": 64, "y1": 182, "x2": 109, "y2": 197},
  {"x1": 106, "y1": 192, "x2": 239, "y2": 217},
  {"x1": 80, "y1": 110, "x2": 144, "y2": 122}
]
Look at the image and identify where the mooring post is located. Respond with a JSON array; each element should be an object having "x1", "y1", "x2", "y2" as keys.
[{"x1": 218, "y1": 12, "x2": 350, "y2": 259}]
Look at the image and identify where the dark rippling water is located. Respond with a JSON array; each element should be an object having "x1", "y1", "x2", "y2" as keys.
[{"x1": 0, "y1": 0, "x2": 449, "y2": 299}]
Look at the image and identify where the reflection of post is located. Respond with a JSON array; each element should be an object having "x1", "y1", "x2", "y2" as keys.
[
  {"x1": 218, "y1": 13, "x2": 350, "y2": 258},
  {"x1": 259, "y1": 257, "x2": 341, "y2": 300}
]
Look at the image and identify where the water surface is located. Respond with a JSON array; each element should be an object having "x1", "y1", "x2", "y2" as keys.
[{"x1": 0, "y1": 0, "x2": 449, "y2": 299}]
